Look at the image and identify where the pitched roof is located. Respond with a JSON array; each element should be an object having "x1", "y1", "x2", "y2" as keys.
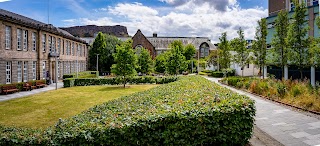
[
  {"x1": 0, "y1": 9, "x2": 86, "y2": 44},
  {"x1": 146, "y1": 37, "x2": 215, "y2": 50}
]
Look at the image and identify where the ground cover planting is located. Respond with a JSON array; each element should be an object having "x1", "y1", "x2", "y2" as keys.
[
  {"x1": 222, "y1": 76, "x2": 320, "y2": 112},
  {"x1": 0, "y1": 85, "x2": 157, "y2": 129},
  {"x1": 0, "y1": 76, "x2": 255, "y2": 145}
]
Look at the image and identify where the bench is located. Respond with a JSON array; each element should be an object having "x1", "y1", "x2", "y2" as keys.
[
  {"x1": 23, "y1": 82, "x2": 36, "y2": 91},
  {"x1": 36, "y1": 81, "x2": 46, "y2": 88},
  {"x1": 29, "y1": 82, "x2": 37, "y2": 90},
  {"x1": 1, "y1": 85, "x2": 19, "y2": 94},
  {"x1": 23, "y1": 83, "x2": 31, "y2": 91}
]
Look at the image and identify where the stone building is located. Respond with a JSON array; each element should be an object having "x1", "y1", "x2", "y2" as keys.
[
  {"x1": 0, "y1": 9, "x2": 88, "y2": 85},
  {"x1": 132, "y1": 30, "x2": 216, "y2": 59}
]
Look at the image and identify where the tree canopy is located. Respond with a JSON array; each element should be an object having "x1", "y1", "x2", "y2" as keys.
[
  {"x1": 111, "y1": 40, "x2": 137, "y2": 87},
  {"x1": 89, "y1": 32, "x2": 122, "y2": 73}
]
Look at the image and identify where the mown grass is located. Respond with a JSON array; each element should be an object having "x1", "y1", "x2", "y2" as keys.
[{"x1": 0, "y1": 85, "x2": 158, "y2": 129}]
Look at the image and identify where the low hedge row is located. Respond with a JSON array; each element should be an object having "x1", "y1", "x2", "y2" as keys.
[
  {"x1": 63, "y1": 76, "x2": 178, "y2": 88},
  {"x1": 0, "y1": 76, "x2": 256, "y2": 145},
  {"x1": 62, "y1": 71, "x2": 99, "y2": 79}
]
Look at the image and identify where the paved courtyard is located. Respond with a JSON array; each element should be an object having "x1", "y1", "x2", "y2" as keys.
[
  {"x1": 205, "y1": 77, "x2": 320, "y2": 146},
  {"x1": 0, "y1": 82, "x2": 63, "y2": 102}
]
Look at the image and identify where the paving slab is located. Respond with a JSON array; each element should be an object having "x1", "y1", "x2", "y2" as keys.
[
  {"x1": 205, "y1": 77, "x2": 320, "y2": 146},
  {"x1": 0, "y1": 82, "x2": 63, "y2": 102}
]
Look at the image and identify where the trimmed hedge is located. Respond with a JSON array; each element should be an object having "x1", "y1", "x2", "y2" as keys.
[
  {"x1": 63, "y1": 76, "x2": 178, "y2": 88},
  {"x1": 0, "y1": 76, "x2": 255, "y2": 145},
  {"x1": 211, "y1": 71, "x2": 224, "y2": 77},
  {"x1": 62, "y1": 71, "x2": 99, "y2": 79}
]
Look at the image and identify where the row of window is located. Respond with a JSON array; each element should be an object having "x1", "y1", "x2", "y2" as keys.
[
  {"x1": 4, "y1": 26, "x2": 86, "y2": 57},
  {"x1": 5, "y1": 61, "x2": 86, "y2": 84},
  {"x1": 6, "y1": 61, "x2": 37, "y2": 84},
  {"x1": 289, "y1": 0, "x2": 318, "y2": 11}
]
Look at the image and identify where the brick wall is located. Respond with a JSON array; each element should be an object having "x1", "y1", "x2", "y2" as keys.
[{"x1": 132, "y1": 30, "x2": 156, "y2": 59}]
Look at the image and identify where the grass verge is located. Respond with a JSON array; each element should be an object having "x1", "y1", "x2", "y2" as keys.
[{"x1": 0, "y1": 85, "x2": 158, "y2": 129}]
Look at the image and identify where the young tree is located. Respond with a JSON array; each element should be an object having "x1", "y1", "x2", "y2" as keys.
[
  {"x1": 111, "y1": 40, "x2": 137, "y2": 88},
  {"x1": 287, "y1": 0, "x2": 310, "y2": 80},
  {"x1": 136, "y1": 47, "x2": 153, "y2": 74},
  {"x1": 218, "y1": 32, "x2": 231, "y2": 69},
  {"x1": 207, "y1": 50, "x2": 219, "y2": 69},
  {"x1": 309, "y1": 37, "x2": 320, "y2": 68},
  {"x1": 271, "y1": 10, "x2": 289, "y2": 79},
  {"x1": 89, "y1": 33, "x2": 122, "y2": 73},
  {"x1": 232, "y1": 28, "x2": 250, "y2": 76},
  {"x1": 184, "y1": 44, "x2": 196, "y2": 60},
  {"x1": 155, "y1": 53, "x2": 167, "y2": 73},
  {"x1": 166, "y1": 45, "x2": 187, "y2": 75},
  {"x1": 253, "y1": 18, "x2": 268, "y2": 79}
]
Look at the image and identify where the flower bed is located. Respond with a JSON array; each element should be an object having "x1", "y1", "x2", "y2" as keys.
[{"x1": 221, "y1": 76, "x2": 320, "y2": 112}]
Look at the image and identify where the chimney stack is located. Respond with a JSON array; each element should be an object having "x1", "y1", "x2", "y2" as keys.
[{"x1": 153, "y1": 33, "x2": 157, "y2": 37}]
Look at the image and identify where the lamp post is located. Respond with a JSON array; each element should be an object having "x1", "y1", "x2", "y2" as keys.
[
  {"x1": 76, "y1": 47, "x2": 79, "y2": 78},
  {"x1": 198, "y1": 48, "x2": 200, "y2": 74},
  {"x1": 55, "y1": 51, "x2": 58, "y2": 90},
  {"x1": 96, "y1": 54, "x2": 99, "y2": 72}
]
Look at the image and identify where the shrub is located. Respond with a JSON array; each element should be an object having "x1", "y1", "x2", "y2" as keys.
[
  {"x1": 63, "y1": 71, "x2": 99, "y2": 79},
  {"x1": 0, "y1": 76, "x2": 256, "y2": 145},
  {"x1": 63, "y1": 76, "x2": 178, "y2": 87},
  {"x1": 222, "y1": 68, "x2": 236, "y2": 77},
  {"x1": 211, "y1": 71, "x2": 224, "y2": 77},
  {"x1": 276, "y1": 82, "x2": 286, "y2": 98},
  {"x1": 54, "y1": 76, "x2": 256, "y2": 145}
]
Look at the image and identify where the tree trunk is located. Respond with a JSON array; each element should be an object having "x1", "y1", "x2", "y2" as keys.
[
  {"x1": 262, "y1": 65, "x2": 265, "y2": 79},
  {"x1": 281, "y1": 66, "x2": 284, "y2": 79},
  {"x1": 300, "y1": 68, "x2": 303, "y2": 81},
  {"x1": 123, "y1": 77, "x2": 126, "y2": 88}
]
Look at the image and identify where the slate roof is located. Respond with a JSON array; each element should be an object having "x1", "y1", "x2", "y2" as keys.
[
  {"x1": 146, "y1": 37, "x2": 216, "y2": 50},
  {"x1": 0, "y1": 9, "x2": 86, "y2": 44}
]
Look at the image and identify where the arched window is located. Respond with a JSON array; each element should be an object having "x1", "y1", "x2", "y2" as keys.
[
  {"x1": 135, "y1": 45, "x2": 143, "y2": 55},
  {"x1": 200, "y1": 43, "x2": 209, "y2": 57}
]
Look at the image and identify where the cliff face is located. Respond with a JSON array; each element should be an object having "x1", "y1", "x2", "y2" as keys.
[{"x1": 60, "y1": 25, "x2": 129, "y2": 37}]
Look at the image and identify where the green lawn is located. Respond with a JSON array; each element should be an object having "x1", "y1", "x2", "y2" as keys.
[{"x1": 0, "y1": 85, "x2": 158, "y2": 129}]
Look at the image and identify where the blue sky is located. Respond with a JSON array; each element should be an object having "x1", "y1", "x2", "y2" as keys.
[{"x1": 0, "y1": 0, "x2": 268, "y2": 42}]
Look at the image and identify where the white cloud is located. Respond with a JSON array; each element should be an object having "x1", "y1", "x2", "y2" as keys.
[
  {"x1": 62, "y1": 2, "x2": 267, "y2": 43},
  {"x1": 0, "y1": 0, "x2": 11, "y2": 2}
]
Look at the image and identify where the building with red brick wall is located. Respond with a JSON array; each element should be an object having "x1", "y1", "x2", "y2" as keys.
[{"x1": 132, "y1": 29, "x2": 216, "y2": 59}]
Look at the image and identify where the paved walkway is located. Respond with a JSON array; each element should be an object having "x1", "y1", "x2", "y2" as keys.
[
  {"x1": 205, "y1": 77, "x2": 320, "y2": 146},
  {"x1": 0, "y1": 82, "x2": 63, "y2": 102}
]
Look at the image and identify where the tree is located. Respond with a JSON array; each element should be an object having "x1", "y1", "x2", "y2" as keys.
[
  {"x1": 169, "y1": 40, "x2": 184, "y2": 52},
  {"x1": 184, "y1": 44, "x2": 196, "y2": 60},
  {"x1": 207, "y1": 50, "x2": 218, "y2": 69},
  {"x1": 253, "y1": 18, "x2": 268, "y2": 79},
  {"x1": 287, "y1": 0, "x2": 310, "y2": 80},
  {"x1": 309, "y1": 37, "x2": 320, "y2": 68},
  {"x1": 232, "y1": 28, "x2": 250, "y2": 76},
  {"x1": 271, "y1": 10, "x2": 289, "y2": 79},
  {"x1": 155, "y1": 53, "x2": 167, "y2": 73},
  {"x1": 111, "y1": 40, "x2": 137, "y2": 88},
  {"x1": 166, "y1": 45, "x2": 187, "y2": 75},
  {"x1": 218, "y1": 32, "x2": 231, "y2": 70},
  {"x1": 89, "y1": 32, "x2": 122, "y2": 73},
  {"x1": 136, "y1": 47, "x2": 153, "y2": 74}
]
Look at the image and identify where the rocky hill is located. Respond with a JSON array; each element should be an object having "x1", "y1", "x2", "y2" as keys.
[{"x1": 60, "y1": 25, "x2": 129, "y2": 37}]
